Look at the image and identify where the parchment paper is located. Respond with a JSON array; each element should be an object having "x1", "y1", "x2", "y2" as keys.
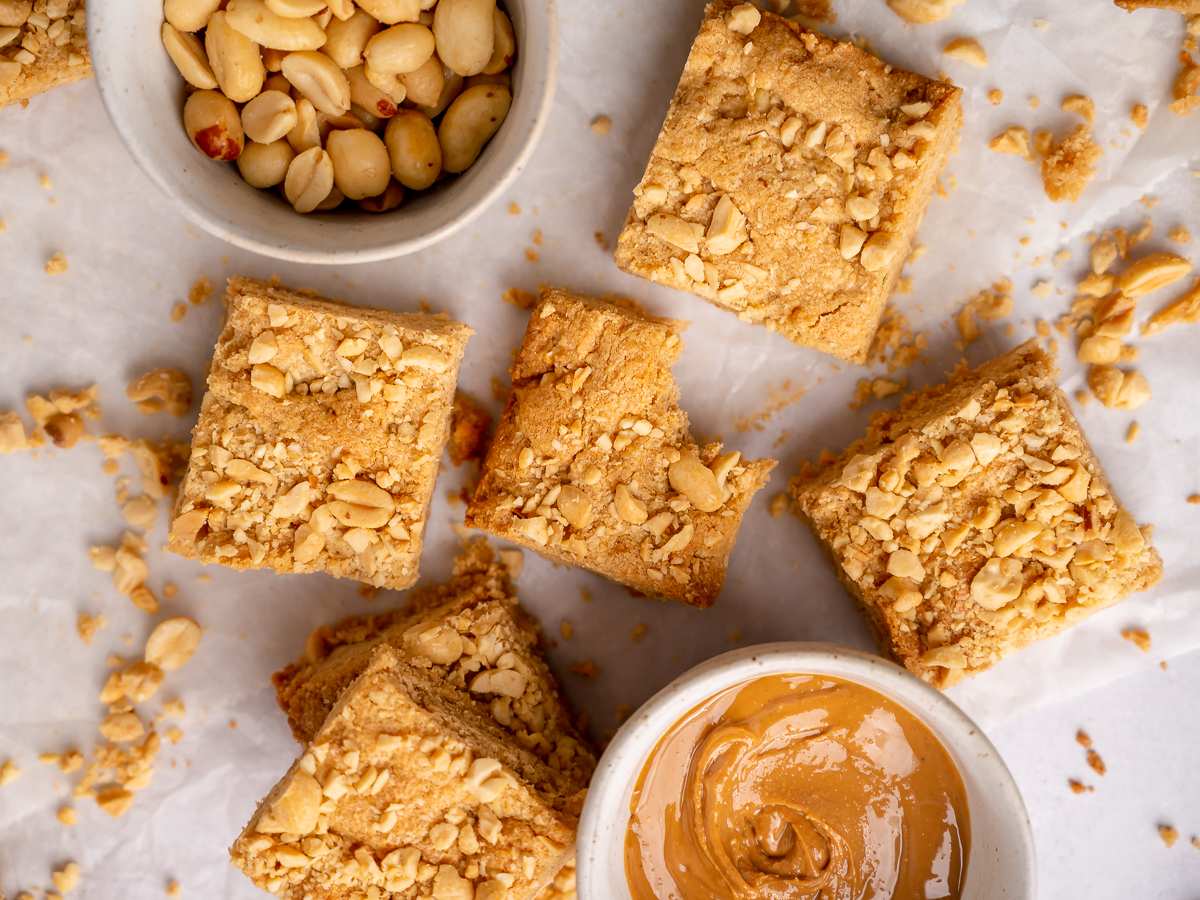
[{"x1": 1, "y1": 0, "x2": 1198, "y2": 896}]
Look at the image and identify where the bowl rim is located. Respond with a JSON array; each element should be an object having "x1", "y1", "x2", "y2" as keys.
[
  {"x1": 576, "y1": 641, "x2": 1037, "y2": 900},
  {"x1": 87, "y1": 0, "x2": 559, "y2": 264}
]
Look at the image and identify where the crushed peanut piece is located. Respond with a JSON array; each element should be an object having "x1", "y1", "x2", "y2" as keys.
[
  {"x1": 989, "y1": 125, "x2": 1032, "y2": 159},
  {"x1": 145, "y1": 617, "x2": 202, "y2": 671},
  {"x1": 1170, "y1": 226, "x2": 1191, "y2": 243},
  {"x1": 166, "y1": 882, "x2": 182, "y2": 899},
  {"x1": 988, "y1": 89, "x2": 1003, "y2": 104},
  {"x1": 45, "y1": 252, "x2": 68, "y2": 275},
  {"x1": 1126, "y1": 422, "x2": 1140, "y2": 443},
  {"x1": 0, "y1": 759, "x2": 21, "y2": 786},
  {"x1": 943, "y1": 37, "x2": 987, "y2": 66},
  {"x1": 1161, "y1": 825, "x2": 1179, "y2": 848},
  {"x1": 1131, "y1": 104, "x2": 1149, "y2": 130},
  {"x1": 886, "y1": 0, "x2": 965, "y2": 24},
  {"x1": 570, "y1": 660, "x2": 597, "y2": 680},
  {"x1": 76, "y1": 613, "x2": 107, "y2": 646},
  {"x1": 52, "y1": 863, "x2": 80, "y2": 895},
  {"x1": 188, "y1": 276, "x2": 214, "y2": 306},
  {"x1": 1086, "y1": 749, "x2": 1106, "y2": 776},
  {"x1": 126, "y1": 369, "x2": 193, "y2": 417},
  {"x1": 560, "y1": 620, "x2": 573, "y2": 639},
  {"x1": 630, "y1": 622, "x2": 648, "y2": 643},
  {"x1": 57, "y1": 806, "x2": 77, "y2": 825},
  {"x1": 1062, "y1": 94, "x2": 1095, "y2": 124},
  {"x1": 1068, "y1": 779, "x2": 1093, "y2": 794},
  {"x1": 590, "y1": 116, "x2": 612, "y2": 135}
]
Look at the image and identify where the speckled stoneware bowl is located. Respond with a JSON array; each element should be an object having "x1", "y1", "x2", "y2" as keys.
[
  {"x1": 579, "y1": 642, "x2": 1036, "y2": 900},
  {"x1": 89, "y1": 0, "x2": 557, "y2": 263}
]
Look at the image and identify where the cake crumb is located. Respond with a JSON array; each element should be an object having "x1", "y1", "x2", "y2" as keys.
[
  {"x1": 570, "y1": 660, "x2": 597, "y2": 680},
  {"x1": 498, "y1": 549, "x2": 523, "y2": 579},
  {"x1": 57, "y1": 806, "x2": 77, "y2": 825},
  {"x1": 1122, "y1": 628, "x2": 1151, "y2": 651},
  {"x1": 1068, "y1": 779, "x2": 1093, "y2": 794},
  {"x1": 77, "y1": 613, "x2": 107, "y2": 646},
  {"x1": 1132, "y1": 104, "x2": 1149, "y2": 130},
  {"x1": 502, "y1": 287, "x2": 537, "y2": 309},
  {"x1": 1041, "y1": 125, "x2": 1102, "y2": 203},
  {"x1": 165, "y1": 727, "x2": 184, "y2": 744},
  {"x1": 1076, "y1": 730, "x2": 1093, "y2": 748},
  {"x1": 163, "y1": 583, "x2": 178, "y2": 599},
  {"x1": 166, "y1": 882, "x2": 182, "y2": 899},
  {"x1": 52, "y1": 862, "x2": 79, "y2": 895},
  {"x1": 1029, "y1": 96, "x2": 1040, "y2": 108},
  {"x1": 581, "y1": 588, "x2": 592, "y2": 603},
  {"x1": 448, "y1": 392, "x2": 492, "y2": 467},
  {"x1": 170, "y1": 303, "x2": 187, "y2": 322},
  {"x1": 525, "y1": 249, "x2": 539, "y2": 263},
  {"x1": 1170, "y1": 226, "x2": 1191, "y2": 243},
  {"x1": 45, "y1": 252, "x2": 69, "y2": 275},
  {"x1": 590, "y1": 116, "x2": 612, "y2": 135},
  {"x1": 988, "y1": 89, "x2": 1003, "y2": 105},
  {"x1": 1062, "y1": 94, "x2": 1095, "y2": 124},
  {"x1": 1087, "y1": 749, "x2": 1106, "y2": 776},
  {"x1": 560, "y1": 620, "x2": 573, "y2": 640},
  {"x1": 729, "y1": 629, "x2": 743, "y2": 642},
  {"x1": 615, "y1": 702, "x2": 631, "y2": 723},
  {"x1": 188, "y1": 276, "x2": 214, "y2": 306},
  {"x1": 769, "y1": 492, "x2": 789, "y2": 519},
  {"x1": 630, "y1": 622, "x2": 648, "y2": 643},
  {"x1": 1160, "y1": 825, "x2": 1179, "y2": 848},
  {"x1": 1032, "y1": 280, "x2": 1053, "y2": 298},
  {"x1": 162, "y1": 698, "x2": 186, "y2": 717},
  {"x1": 509, "y1": 202, "x2": 521, "y2": 215},
  {"x1": 0, "y1": 759, "x2": 21, "y2": 786}
]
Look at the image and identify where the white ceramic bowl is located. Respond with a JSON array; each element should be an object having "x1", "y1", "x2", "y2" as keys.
[
  {"x1": 88, "y1": 0, "x2": 557, "y2": 263},
  {"x1": 578, "y1": 642, "x2": 1036, "y2": 900}
]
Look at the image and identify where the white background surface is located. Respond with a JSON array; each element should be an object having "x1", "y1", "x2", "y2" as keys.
[{"x1": 1, "y1": 0, "x2": 1199, "y2": 897}]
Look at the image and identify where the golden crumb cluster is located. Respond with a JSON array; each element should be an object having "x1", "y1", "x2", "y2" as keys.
[
  {"x1": 466, "y1": 287, "x2": 775, "y2": 608},
  {"x1": 791, "y1": 341, "x2": 1162, "y2": 688},
  {"x1": 168, "y1": 277, "x2": 471, "y2": 589},
  {"x1": 614, "y1": 1, "x2": 962, "y2": 362}
]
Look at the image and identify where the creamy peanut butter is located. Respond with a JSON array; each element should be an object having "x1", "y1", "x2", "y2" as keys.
[{"x1": 625, "y1": 674, "x2": 970, "y2": 900}]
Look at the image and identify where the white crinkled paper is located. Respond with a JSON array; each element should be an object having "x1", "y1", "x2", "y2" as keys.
[{"x1": 0, "y1": 0, "x2": 1198, "y2": 896}]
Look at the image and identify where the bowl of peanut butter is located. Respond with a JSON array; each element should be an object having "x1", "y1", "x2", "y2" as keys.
[{"x1": 578, "y1": 642, "x2": 1035, "y2": 900}]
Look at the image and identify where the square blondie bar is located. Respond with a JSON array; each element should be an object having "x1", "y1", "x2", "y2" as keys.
[
  {"x1": 791, "y1": 340, "x2": 1162, "y2": 688},
  {"x1": 0, "y1": 0, "x2": 91, "y2": 109},
  {"x1": 272, "y1": 540, "x2": 596, "y2": 791},
  {"x1": 168, "y1": 277, "x2": 471, "y2": 590},
  {"x1": 614, "y1": 0, "x2": 962, "y2": 363},
  {"x1": 465, "y1": 287, "x2": 775, "y2": 608},
  {"x1": 231, "y1": 646, "x2": 578, "y2": 900}
]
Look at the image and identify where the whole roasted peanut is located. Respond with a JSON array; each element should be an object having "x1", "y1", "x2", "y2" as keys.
[
  {"x1": 285, "y1": 145, "x2": 336, "y2": 212},
  {"x1": 346, "y1": 64, "x2": 399, "y2": 117},
  {"x1": 262, "y1": 46, "x2": 288, "y2": 71},
  {"x1": 315, "y1": 185, "x2": 346, "y2": 210},
  {"x1": 420, "y1": 68, "x2": 463, "y2": 117},
  {"x1": 481, "y1": 7, "x2": 514, "y2": 75},
  {"x1": 184, "y1": 90, "x2": 245, "y2": 161},
  {"x1": 237, "y1": 139, "x2": 296, "y2": 188},
  {"x1": 364, "y1": 59, "x2": 408, "y2": 103},
  {"x1": 241, "y1": 89, "x2": 298, "y2": 143},
  {"x1": 264, "y1": 72, "x2": 291, "y2": 93},
  {"x1": 437, "y1": 83, "x2": 510, "y2": 173},
  {"x1": 397, "y1": 52, "x2": 445, "y2": 107},
  {"x1": 162, "y1": 22, "x2": 218, "y2": 90},
  {"x1": 164, "y1": 0, "x2": 222, "y2": 33},
  {"x1": 385, "y1": 109, "x2": 441, "y2": 189},
  {"x1": 322, "y1": 7, "x2": 380, "y2": 69},
  {"x1": 359, "y1": 178, "x2": 404, "y2": 211},
  {"x1": 356, "y1": 0, "x2": 421, "y2": 25},
  {"x1": 327, "y1": 0, "x2": 355, "y2": 19},
  {"x1": 205, "y1": 11, "x2": 266, "y2": 102},
  {"x1": 145, "y1": 616, "x2": 203, "y2": 671},
  {"x1": 281, "y1": 50, "x2": 351, "y2": 115},
  {"x1": 225, "y1": 0, "x2": 327, "y2": 51},
  {"x1": 264, "y1": 0, "x2": 326, "y2": 17},
  {"x1": 327, "y1": 128, "x2": 392, "y2": 200},
  {"x1": 433, "y1": 0, "x2": 496, "y2": 77},
  {"x1": 287, "y1": 96, "x2": 322, "y2": 152},
  {"x1": 364, "y1": 23, "x2": 436, "y2": 74}
]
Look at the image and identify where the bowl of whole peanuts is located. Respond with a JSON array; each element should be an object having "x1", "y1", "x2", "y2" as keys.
[{"x1": 89, "y1": 0, "x2": 557, "y2": 262}]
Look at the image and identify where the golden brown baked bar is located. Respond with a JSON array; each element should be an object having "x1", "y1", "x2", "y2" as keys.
[
  {"x1": 230, "y1": 646, "x2": 578, "y2": 900},
  {"x1": 0, "y1": 0, "x2": 91, "y2": 109},
  {"x1": 465, "y1": 287, "x2": 775, "y2": 608},
  {"x1": 791, "y1": 340, "x2": 1162, "y2": 688},
  {"x1": 167, "y1": 277, "x2": 471, "y2": 590},
  {"x1": 614, "y1": 1, "x2": 962, "y2": 363},
  {"x1": 273, "y1": 540, "x2": 596, "y2": 791}
]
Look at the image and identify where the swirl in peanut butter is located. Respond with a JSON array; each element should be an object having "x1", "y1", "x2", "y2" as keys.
[{"x1": 625, "y1": 674, "x2": 969, "y2": 900}]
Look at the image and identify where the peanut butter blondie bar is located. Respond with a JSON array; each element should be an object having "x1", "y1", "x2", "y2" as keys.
[
  {"x1": 465, "y1": 287, "x2": 775, "y2": 608},
  {"x1": 0, "y1": 0, "x2": 91, "y2": 109},
  {"x1": 273, "y1": 541, "x2": 596, "y2": 791},
  {"x1": 791, "y1": 340, "x2": 1162, "y2": 688},
  {"x1": 614, "y1": 1, "x2": 962, "y2": 363},
  {"x1": 168, "y1": 277, "x2": 471, "y2": 590},
  {"x1": 231, "y1": 646, "x2": 578, "y2": 900}
]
